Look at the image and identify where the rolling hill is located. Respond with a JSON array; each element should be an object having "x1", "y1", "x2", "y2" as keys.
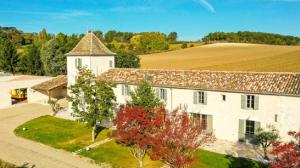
[{"x1": 140, "y1": 43, "x2": 300, "y2": 72}]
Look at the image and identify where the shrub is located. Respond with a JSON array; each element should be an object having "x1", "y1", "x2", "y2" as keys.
[{"x1": 181, "y1": 43, "x2": 188, "y2": 49}]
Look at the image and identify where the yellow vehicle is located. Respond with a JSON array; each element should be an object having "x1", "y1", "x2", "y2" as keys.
[{"x1": 11, "y1": 88, "x2": 27, "y2": 100}]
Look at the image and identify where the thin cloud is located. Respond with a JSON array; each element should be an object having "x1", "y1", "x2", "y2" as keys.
[{"x1": 194, "y1": 0, "x2": 216, "y2": 13}]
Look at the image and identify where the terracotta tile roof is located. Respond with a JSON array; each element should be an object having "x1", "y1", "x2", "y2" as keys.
[
  {"x1": 99, "y1": 68, "x2": 300, "y2": 97},
  {"x1": 65, "y1": 32, "x2": 115, "y2": 56},
  {"x1": 32, "y1": 75, "x2": 67, "y2": 92}
]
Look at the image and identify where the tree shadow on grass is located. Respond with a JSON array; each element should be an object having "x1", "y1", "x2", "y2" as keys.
[
  {"x1": 225, "y1": 155, "x2": 269, "y2": 168},
  {"x1": 94, "y1": 126, "x2": 106, "y2": 139}
]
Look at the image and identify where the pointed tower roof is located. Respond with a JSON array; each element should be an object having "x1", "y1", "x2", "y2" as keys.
[{"x1": 65, "y1": 32, "x2": 116, "y2": 56}]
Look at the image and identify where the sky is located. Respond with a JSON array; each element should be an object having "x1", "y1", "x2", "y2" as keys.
[{"x1": 0, "y1": 0, "x2": 299, "y2": 40}]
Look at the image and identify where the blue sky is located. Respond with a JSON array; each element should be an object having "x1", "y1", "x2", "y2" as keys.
[{"x1": 0, "y1": 0, "x2": 299, "y2": 40}]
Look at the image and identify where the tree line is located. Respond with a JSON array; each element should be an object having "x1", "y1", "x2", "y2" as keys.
[
  {"x1": 202, "y1": 31, "x2": 300, "y2": 45},
  {"x1": 0, "y1": 27, "x2": 178, "y2": 76}
]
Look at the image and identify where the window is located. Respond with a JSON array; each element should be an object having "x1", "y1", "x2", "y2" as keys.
[
  {"x1": 222, "y1": 95, "x2": 226, "y2": 101},
  {"x1": 121, "y1": 85, "x2": 130, "y2": 96},
  {"x1": 191, "y1": 113, "x2": 207, "y2": 130},
  {"x1": 198, "y1": 91, "x2": 205, "y2": 104},
  {"x1": 242, "y1": 95, "x2": 259, "y2": 110},
  {"x1": 245, "y1": 120, "x2": 255, "y2": 138},
  {"x1": 246, "y1": 95, "x2": 255, "y2": 109},
  {"x1": 275, "y1": 114, "x2": 278, "y2": 122},
  {"x1": 75, "y1": 58, "x2": 82, "y2": 68},
  {"x1": 109, "y1": 60, "x2": 113, "y2": 68},
  {"x1": 201, "y1": 114, "x2": 207, "y2": 130},
  {"x1": 159, "y1": 88, "x2": 167, "y2": 101},
  {"x1": 193, "y1": 91, "x2": 207, "y2": 105}
]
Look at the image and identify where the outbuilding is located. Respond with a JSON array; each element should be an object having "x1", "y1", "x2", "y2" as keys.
[{"x1": 0, "y1": 75, "x2": 51, "y2": 109}]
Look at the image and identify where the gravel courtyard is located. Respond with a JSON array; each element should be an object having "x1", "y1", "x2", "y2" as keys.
[{"x1": 0, "y1": 103, "x2": 102, "y2": 168}]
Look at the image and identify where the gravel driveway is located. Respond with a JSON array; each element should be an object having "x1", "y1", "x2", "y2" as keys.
[{"x1": 0, "y1": 103, "x2": 102, "y2": 168}]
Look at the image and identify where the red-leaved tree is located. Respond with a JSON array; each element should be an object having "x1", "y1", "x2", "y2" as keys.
[
  {"x1": 150, "y1": 109, "x2": 215, "y2": 168},
  {"x1": 114, "y1": 106, "x2": 163, "y2": 168},
  {"x1": 270, "y1": 131, "x2": 300, "y2": 168}
]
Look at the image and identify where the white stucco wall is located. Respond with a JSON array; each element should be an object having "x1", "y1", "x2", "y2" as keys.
[
  {"x1": 0, "y1": 76, "x2": 51, "y2": 109},
  {"x1": 113, "y1": 84, "x2": 300, "y2": 142},
  {"x1": 67, "y1": 55, "x2": 115, "y2": 112},
  {"x1": 67, "y1": 56, "x2": 115, "y2": 85},
  {"x1": 27, "y1": 88, "x2": 49, "y2": 104}
]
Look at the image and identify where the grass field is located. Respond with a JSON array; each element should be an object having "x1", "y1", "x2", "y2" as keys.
[
  {"x1": 15, "y1": 116, "x2": 267, "y2": 168},
  {"x1": 82, "y1": 140, "x2": 266, "y2": 168},
  {"x1": 15, "y1": 115, "x2": 111, "y2": 152},
  {"x1": 140, "y1": 43, "x2": 300, "y2": 72}
]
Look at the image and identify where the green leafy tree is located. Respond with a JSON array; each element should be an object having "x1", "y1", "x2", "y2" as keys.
[
  {"x1": 167, "y1": 32, "x2": 178, "y2": 43},
  {"x1": 202, "y1": 31, "x2": 300, "y2": 45},
  {"x1": 0, "y1": 34, "x2": 19, "y2": 74},
  {"x1": 115, "y1": 50, "x2": 140, "y2": 68},
  {"x1": 68, "y1": 67, "x2": 116, "y2": 142},
  {"x1": 105, "y1": 30, "x2": 117, "y2": 43},
  {"x1": 39, "y1": 28, "x2": 50, "y2": 44},
  {"x1": 18, "y1": 44, "x2": 44, "y2": 75},
  {"x1": 41, "y1": 39, "x2": 66, "y2": 76},
  {"x1": 34, "y1": 28, "x2": 52, "y2": 45},
  {"x1": 254, "y1": 125, "x2": 279, "y2": 160},
  {"x1": 93, "y1": 30, "x2": 103, "y2": 40},
  {"x1": 129, "y1": 80, "x2": 161, "y2": 110}
]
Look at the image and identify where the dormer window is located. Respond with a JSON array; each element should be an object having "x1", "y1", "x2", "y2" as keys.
[{"x1": 75, "y1": 58, "x2": 82, "y2": 68}]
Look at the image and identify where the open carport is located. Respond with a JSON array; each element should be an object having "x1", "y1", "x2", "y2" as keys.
[{"x1": 0, "y1": 75, "x2": 51, "y2": 109}]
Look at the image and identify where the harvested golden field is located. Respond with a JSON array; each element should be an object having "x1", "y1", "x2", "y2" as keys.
[{"x1": 140, "y1": 43, "x2": 300, "y2": 72}]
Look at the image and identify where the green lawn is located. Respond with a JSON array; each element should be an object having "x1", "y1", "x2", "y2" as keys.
[
  {"x1": 15, "y1": 115, "x2": 111, "y2": 152},
  {"x1": 15, "y1": 115, "x2": 268, "y2": 168},
  {"x1": 81, "y1": 140, "x2": 267, "y2": 168},
  {"x1": 81, "y1": 141, "x2": 163, "y2": 168}
]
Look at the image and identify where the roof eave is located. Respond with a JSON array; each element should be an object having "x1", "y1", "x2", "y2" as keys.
[
  {"x1": 65, "y1": 53, "x2": 116, "y2": 56},
  {"x1": 100, "y1": 80, "x2": 300, "y2": 98}
]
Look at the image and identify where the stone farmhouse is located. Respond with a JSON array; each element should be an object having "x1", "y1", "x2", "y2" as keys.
[{"x1": 31, "y1": 32, "x2": 300, "y2": 143}]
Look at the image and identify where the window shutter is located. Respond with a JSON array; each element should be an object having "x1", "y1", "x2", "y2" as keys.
[
  {"x1": 254, "y1": 96, "x2": 259, "y2": 110},
  {"x1": 128, "y1": 85, "x2": 131, "y2": 94},
  {"x1": 155, "y1": 88, "x2": 160, "y2": 98},
  {"x1": 121, "y1": 85, "x2": 125, "y2": 96},
  {"x1": 241, "y1": 95, "x2": 246, "y2": 109},
  {"x1": 164, "y1": 89, "x2": 167, "y2": 101},
  {"x1": 79, "y1": 58, "x2": 82, "y2": 67},
  {"x1": 75, "y1": 58, "x2": 78, "y2": 67},
  {"x1": 207, "y1": 115, "x2": 213, "y2": 133},
  {"x1": 204, "y1": 92, "x2": 208, "y2": 105},
  {"x1": 238, "y1": 119, "x2": 245, "y2": 141},
  {"x1": 255, "y1": 121, "x2": 261, "y2": 133},
  {"x1": 193, "y1": 91, "x2": 198, "y2": 104}
]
